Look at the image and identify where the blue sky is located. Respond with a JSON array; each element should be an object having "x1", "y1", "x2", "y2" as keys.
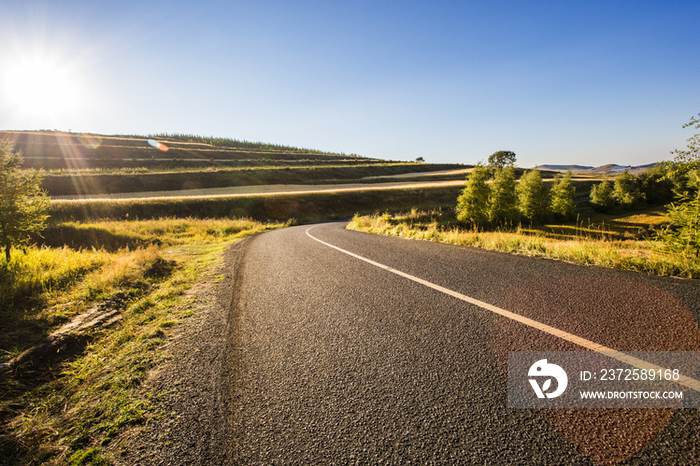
[{"x1": 0, "y1": 1, "x2": 698, "y2": 167}]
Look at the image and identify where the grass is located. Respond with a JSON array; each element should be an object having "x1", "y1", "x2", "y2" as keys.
[
  {"x1": 0, "y1": 217, "x2": 288, "y2": 465},
  {"x1": 4, "y1": 130, "x2": 384, "y2": 171},
  {"x1": 48, "y1": 185, "x2": 465, "y2": 223},
  {"x1": 347, "y1": 208, "x2": 700, "y2": 279},
  {"x1": 42, "y1": 163, "x2": 464, "y2": 196}
]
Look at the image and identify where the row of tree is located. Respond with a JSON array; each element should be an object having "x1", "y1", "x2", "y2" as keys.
[
  {"x1": 456, "y1": 166, "x2": 575, "y2": 227},
  {"x1": 589, "y1": 165, "x2": 680, "y2": 212}
]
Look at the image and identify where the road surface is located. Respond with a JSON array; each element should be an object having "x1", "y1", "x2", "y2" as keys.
[{"x1": 221, "y1": 222, "x2": 700, "y2": 464}]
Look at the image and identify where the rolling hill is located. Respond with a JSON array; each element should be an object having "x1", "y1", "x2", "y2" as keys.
[{"x1": 535, "y1": 162, "x2": 659, "y2": 174}]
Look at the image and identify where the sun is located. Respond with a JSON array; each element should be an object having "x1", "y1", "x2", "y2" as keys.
[{"x1": 1, "y1": 55, "x2": 83, "y2": 122}]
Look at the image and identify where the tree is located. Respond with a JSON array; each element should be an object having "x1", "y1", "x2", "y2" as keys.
[
  {"x1": 590, "y1": 176, "x2": 615, "y2": 212},
  {"x1": 487, "y1": 150, "x2": 517, "y2": 169},
  {"x1": 669, "y1": 112, "x2": 700, "y2": 176},
  {"x1": 658, "y1": 187, "x2": 700, "y2": 259},
  {"x1": 550, "y1": 170, "x2": 576, "y2": 219},
  {"x1": 612, "y1": 170, "x2": 642, "y2": 209},
  {"x1": 0, "y1": 141, "x2": 50, "y2": 262},
  {"x1": 456, "y1": 165, "x2": 490, "y2": 227},
  {"x1": 488, "y1": 166, "x2": 519, "y2": 224},
  {"x1": 415, "y1": 157, "x2": 425, "y2": 162},
  {"x1": 658, "y1": 112, "x2": 700, "y2": 258},
  {"x1": 516, "y1": 169, "x2": 549, "y2": 222},
  {"x1": 638, "y1": 164, "x2": 675, "y2": 205}
]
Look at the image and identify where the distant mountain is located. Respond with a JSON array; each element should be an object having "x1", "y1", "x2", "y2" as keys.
[
  {"x1": 535, "y1": 163, "x2": 659, "y2": 175},
  {"x1": 534, "y1": 164, "x2": 594, "y2": 172}
]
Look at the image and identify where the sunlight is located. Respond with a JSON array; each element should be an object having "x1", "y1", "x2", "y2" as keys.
[{"x1": 1, "y1": 55, "x2": 83, "y2": 121}]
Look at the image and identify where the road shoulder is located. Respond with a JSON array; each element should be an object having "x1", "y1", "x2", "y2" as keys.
[{"x1": 109, "y1": 238, "x2": 250, "y2": 465}]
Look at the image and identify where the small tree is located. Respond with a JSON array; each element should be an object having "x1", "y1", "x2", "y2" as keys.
[
  {"x1": 0, "y1": 141, "x2": 50, "y2": 262},
  {"x1": 669, "y1": 112, "x2": 700, "y2": 176},
  {"x1": 612, "y1": 170, "x2": 642, "y2": 209},
  {"x1": 550, "y1": 170, "x2": 576, "y2": 219},
  {"x1": 659, "y1": 112, "x2": 700, "y2": 258},
  {"x1": 590, "y1": 176, "x2": 615, "y2": 212},
  {"x1": 487, "y1": 150, "x2": 517, "y2": 169},
  {"x1": 456, "y1": 165, "x2": 490, "y2": 227},
  {"x1": 415, "y1": 157, "x2": 425, "y2": 162},
  {"x1": 488, "y1": 166, "x2": 519, "y2": 224},
  {"x1": 658, "y1": 181, "x2": 700, "y2": 259},
  {"x1": 516, "y1": 169, "x2": 549, "y2": 222}
]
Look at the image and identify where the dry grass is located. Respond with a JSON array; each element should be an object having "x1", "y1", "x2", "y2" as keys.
[
  {"x1": 347, "y1": 209, "x2": 699, "y2": 279},
  {"x1": 0, "y1": 217, "x2": 288, "y2": 465}
]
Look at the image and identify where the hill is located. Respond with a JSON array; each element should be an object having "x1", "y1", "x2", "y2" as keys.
[
  {"x1": 1, "y1": 130, "x2": 466, "y2": 197},
  {"x1": 0, "y1": 130, "x2": 376, "y2": 170},
  {"x1": 535, "y1": 162, "x2": 659, "y2": 175}
]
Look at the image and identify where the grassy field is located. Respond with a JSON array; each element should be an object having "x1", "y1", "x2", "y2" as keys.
[
  {"x1": 1, "y1": 131, "x2": 376, "y2": 171},
  {"x1": 47, "y1": 185, "x2": 465, "y2": 223},
  {"x1": 0, "y1": 217, "x2": 287, "y2": 465},
  {"x1": 42, "y1": 163, "x2": 465, "y2": 196},
  {"x1": 347, "y1": 207, "x2": 700, "y2": 279}
]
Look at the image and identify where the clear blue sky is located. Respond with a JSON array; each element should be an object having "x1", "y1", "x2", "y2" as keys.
[{"x1": 1, "y1": 0, "x2": 698, "y2": 167}]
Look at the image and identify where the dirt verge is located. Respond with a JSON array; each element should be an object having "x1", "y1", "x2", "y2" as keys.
[{"x1": 110, "y1": 238, "x2": 250, "y2": 465}]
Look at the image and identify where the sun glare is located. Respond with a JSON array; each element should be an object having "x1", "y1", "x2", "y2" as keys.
[{"x1": 1, "y1": 56, "x2": 83, "y2": 121}]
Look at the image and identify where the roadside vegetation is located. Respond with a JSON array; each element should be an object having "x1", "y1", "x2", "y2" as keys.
[
  {"x1": 348, "y1": 207, "x2": 699, "y2": 278},
  {"x1": 350, "y1": 128, "x2": 700, "y2": 279},
  {"x1": 0, "y1": 217, "x2": 287, "y2": 465}
]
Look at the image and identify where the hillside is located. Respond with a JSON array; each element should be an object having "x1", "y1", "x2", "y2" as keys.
[
  {"x1": 1, "y1": 131, "x2": 467, "y2": 197},
  {"x1": 535, "y1": 162, "x2": 659, "y2": 175},
  {"x1": 0, "y1": 130, "x2": 377, "y2": 170}
]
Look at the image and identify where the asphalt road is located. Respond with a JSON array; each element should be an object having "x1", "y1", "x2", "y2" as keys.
[{"x1": 227, "y1": 221, "x2": 700, "y2": 465}]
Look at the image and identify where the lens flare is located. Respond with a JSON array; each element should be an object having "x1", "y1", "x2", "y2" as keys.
[
  {"x1": 77, "y1": 134, "x2": 102, "y2": 149},
  {"x1": 147, "y1": 139, "x2": 169, "y2": 151}
]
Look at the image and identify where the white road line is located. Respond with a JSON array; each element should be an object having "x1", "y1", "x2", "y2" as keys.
[{"x1": 305, "y1": 225, "x2": 700, "y2": 394}]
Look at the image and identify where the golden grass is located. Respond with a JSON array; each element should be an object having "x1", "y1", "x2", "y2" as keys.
[
  {"x1": 347, "y1": 209, "x2": 699, "y2": 279},
  {"x1": 1, "y1": 217, "x2": 288, "y2": 465}
]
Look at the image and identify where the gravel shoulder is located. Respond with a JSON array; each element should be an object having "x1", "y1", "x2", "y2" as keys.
[{"x1": 111, "y1": 239, "x2": 250, "y2": 465}]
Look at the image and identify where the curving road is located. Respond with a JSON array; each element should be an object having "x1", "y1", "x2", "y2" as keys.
[{"x1": 227, "y1": 221, "x2": 700, "y2": 465}]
